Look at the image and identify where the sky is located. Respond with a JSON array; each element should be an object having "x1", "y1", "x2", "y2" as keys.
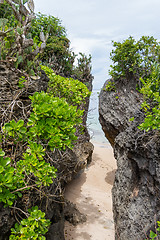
[{"x1": 34, "y1": 0, "x2": 160, "y2": 89}]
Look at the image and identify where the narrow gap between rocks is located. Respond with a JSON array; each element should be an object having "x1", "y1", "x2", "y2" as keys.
[{"x1": 64, "y1": 90, "x2": 117, "y2": 240}]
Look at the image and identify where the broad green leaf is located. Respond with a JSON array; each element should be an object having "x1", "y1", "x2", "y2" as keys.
[
  {"x1": 4, "y1": 123, "x2": 12, "y2": 132},
  {"x1": 0, "y1": 149, "x2": 5, "y2": 157},
  {"x1": 0, "y1": 166, "x2": 4, "y2": 173},
  {"x1": 19, "y1": 127, "x2": 27, "y2": 133},
  {"x1": 17, "y1": 55, "x2": 23, "y2": 64},
  {"x1": 7, "y1": 199, "x2": 13, "y2": 206},
  {"x1": 1, "y1": 157, "x2": 11, "y2": 167},
  {"x1": 149, "y1": 230, "x2": 157, "y2": 238},
  {"x1": 17, "y1": 192, "x2": 22, "y2": 198},
  {"x1": 17, "y1": 119, "x2": 24, "y2": 128}
]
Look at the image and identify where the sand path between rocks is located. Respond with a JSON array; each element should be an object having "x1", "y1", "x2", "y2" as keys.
[{"x1": 64, "y1": 142, "x2": 117, "y2": 240}]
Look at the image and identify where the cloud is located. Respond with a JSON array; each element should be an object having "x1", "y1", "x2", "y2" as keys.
[{"x1": 34, "y1": 0, "x2": 160, "y2": 89}]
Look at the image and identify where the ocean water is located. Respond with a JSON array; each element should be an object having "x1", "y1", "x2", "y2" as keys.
[{"x1": 87, "y1": 89, "x2": 109, "y2": 145}]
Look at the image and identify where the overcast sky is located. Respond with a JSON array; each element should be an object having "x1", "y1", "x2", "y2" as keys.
[{"x1": 34, "y1": 0, "x2": 160, "y2": 89}]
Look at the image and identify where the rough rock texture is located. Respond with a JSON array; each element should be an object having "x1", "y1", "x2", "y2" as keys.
[
  {"x1": 0, "y1": 62, "x2": 93, "y2": 240},
  {"x1": 99, "y1": 79, "x2": 160, "y2": 239},
  {"x1": 64, "y1": 200, "x2": 87, "y2": 226}
]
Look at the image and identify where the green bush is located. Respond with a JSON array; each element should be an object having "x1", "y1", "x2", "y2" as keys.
[
  {"x1": 31, "y1": 12, "x2": 75, "y2": 76},
  {"x1": 138, "y1": 63, "x2": 160, "y2": 131},
  {"x1": 9, "y1": 206, "x2": 51, "y2": 240},
  {"x1": 28, "y1": 91, "x2": 83, "y2": 150},
  {"x1": 41, "y1": 65, "x2": 91, "y2": 106},
  {"x1": 0, "y1": 2, "x2": 93, "y2": 239},
  {"x1": 145, "y1": 221, "x2": 160, "y2": 239},
  {"x1": 109, "y1": 36, "x2": 160, "y2": 132},
  {"x1": 109, "y1": 36, "x2": 160, "y2": 83},
  {"x1": 105, "y1": 81, "x2": 116, "y2": 92},
  {"x1": 0, "y1": 2, "x2": 92, "y2": 79},
  {"x1": 0, "y1": 149, "x2": 24, "y2": 206}
]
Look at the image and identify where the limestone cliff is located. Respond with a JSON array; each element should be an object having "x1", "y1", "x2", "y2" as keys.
[
  {"x1": 99, "y1": 79, "x2": 160, "y2": 239},
  {"x1": 0, "y1": 62, "x2": 93, "y2": 240}
]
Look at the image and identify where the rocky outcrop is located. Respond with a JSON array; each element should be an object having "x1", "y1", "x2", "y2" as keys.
[
  {"x1": 99, "y1": 79, "x2": 160, "y2": 239},
  {"x1": 0, "y1": 62, "x2": 93, "y2": 240}
]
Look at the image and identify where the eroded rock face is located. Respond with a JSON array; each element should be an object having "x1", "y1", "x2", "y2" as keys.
[
  {"x1": 99, "y1": 79, "x2": 160, "y2": 239},
  {"x1": 0, "y1": 62, "x2": 93, "y2": 240},
  {"x1": 99, "y1": 80, "x2": 143, "y2": 146}
]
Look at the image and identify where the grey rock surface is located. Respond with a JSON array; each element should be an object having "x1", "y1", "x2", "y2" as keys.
[{"x1": 99, "y1": 79, "x2": 160, "y2": 239}]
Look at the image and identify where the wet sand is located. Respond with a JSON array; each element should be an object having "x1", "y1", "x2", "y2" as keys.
[{"x1": 64, "y1": 142, "x2": 117, "y2": 240}]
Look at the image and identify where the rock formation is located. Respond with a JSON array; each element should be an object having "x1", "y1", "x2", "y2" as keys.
[
  {"x1": 0, "y1": 62, "x2": 93, "y2": 239},
  {"x1": 99, "y1": 79, "x2": 160, "y2": 239}
]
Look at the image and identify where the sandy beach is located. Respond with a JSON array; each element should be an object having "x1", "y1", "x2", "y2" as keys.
[{"x1": 64, "y1": 142, "x2": 117, "y2": 240}]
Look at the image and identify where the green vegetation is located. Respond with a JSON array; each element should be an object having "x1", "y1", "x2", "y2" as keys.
[
  {"x1": 41, "y1": 65, "x2": 91, "y2": 106},
  {"x1": 109, "y1": 36, "x2": 160, "y2": 84},
  {"x1": 31, "y1": 12, "x2": 75, "y2": 76},
  {"x1": 105, "y1": 80, "x2": 116, "y2": 92},
  {"x1": 0, "y1": 0, "x2": 46, "y2": 75},
  {"x1": 0, "y1": 1, "x2": 92, "y2": 79},
  {"x1": 0, "y1": 0, "x2": 92, "y2": 238},
  {"x1": 138, "y1": 63, "x2": 160, "y2": 131},
  {"x1": 109, "y1": 36, "x2": 160, "y2": 132},
  {"x1": 10, "y1": 206, "x2": 51, "y2": 240},
  {"x1": 28, "y1": 91, "x2": 83, "y2": 150},
  {"x1": 0, "y1": 148, "x2": 24, "y2": 206},
  {"x1": 145, "y1": 221, "x2": 160, "y2": 239}
]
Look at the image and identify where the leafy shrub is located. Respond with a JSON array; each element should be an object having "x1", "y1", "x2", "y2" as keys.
[
  {"x1": 4, "y1": 119, "x2": 27, "y2": 142},
  {"x1": 105, "y1": 81, "x2": 116, "y2": 92},
  {"x1": 138, "y1": 63, "x2": 160, "y2": 131},
  {"x1": 0, "y1": 2, "x2": 92, "y2": 239},
  {"x1": 145, "y1": 221, "x2": 160, "y2": 239},
  {"x1": 41, "y1": 65, "x2": 91, "y2": 106},
  {"x1": 28, "y1": 91, "x2": 83, "y2": 150},
  {"x1": 0, "y1": 149, "x2": 24, "y2": 206},
  {"x1": 109, "y1": 36, "x2": 160, "y2": 132},
  {"x1": 0, "y1": 1, "x2": 47, "y2": 75},
  {"x1": 31, "y1": 14, "x2": 92, "y2": 79},
  {"x1": 17, "y1": 144, "x2": 57, "y2": 187},
  {"x1": 73, "y1": 53, "x2": 92, "y2": 82},
  {"x1": 31, "y1": 12, "x2": 75, "y2": 76},
  {"x1": 2, "y1": 119, "x2": 57, "y2": 199},
  {"x1": 0, "y1": 2, "x2": 92, "y2": 80},
  {"x1": 9, "y1": 206, "x2": 51, "y2": 240},
  {"x1": 31, "y1": 12, "x2": 66, "y2": 40},
  {"x1": 109, "y1": 36, "x2": 160, "y2": 83}
]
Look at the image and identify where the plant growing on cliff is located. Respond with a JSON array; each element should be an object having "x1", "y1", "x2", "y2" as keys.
[
  {"x1": 0, "y1": 0, "x2": 48, "y2": 74},
  {"x1": 30, "y1": 12, "x2": 76, "y2": 76},
  {"x1": 104, "y1": 80, "x2": 116, "y2": 92},
  {"x1": 0, "y1": 1, "x2": 93, "y2": 80},
  {"x1": 109, "y1": 36, "x2": 160, "y2": 84},
  {"x1": 145, "y1": 221, "x2": 160, "y2": 240},
  {"x1": 109, "y1": 36, "x2": 160, "y2": 132},
  {"x1": 0, "y1": 1, "x2": 93, "y2": 239},
  {"x1": 138, "y1": 63, "x2": 160, "y2": 131},
  {"x1": 9, "y1": 206, "x2": 51, "y2": 240},
  {"x1": 0, "y1": 149, "x2": 24, "y2": 206},
  {"x1": 73, "y1": 52, "x2": 92, "y2": 82},
  {"x1": 41, "y1": 65, "x2": 91, "y2": 106}
]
